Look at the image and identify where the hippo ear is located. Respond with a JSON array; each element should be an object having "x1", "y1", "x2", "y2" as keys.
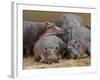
[{"x1": 45, "y1": 21, "x2": 50, "y2": 25}]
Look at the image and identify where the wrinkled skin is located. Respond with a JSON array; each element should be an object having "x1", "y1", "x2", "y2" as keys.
[
  {"x1": 23, "y1": 21, "x2": 64, "y2": 58},
  {"x1": 34, "y1": 35, "x2": 66, "y2": 64},
  {"x1": 55, "y1": 13, "x2": 91, "y2": 58}
]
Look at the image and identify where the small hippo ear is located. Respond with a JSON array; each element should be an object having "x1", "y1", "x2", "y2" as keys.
[{"x1": 45, "y1": 21, "x2": 50, "y2": 25}]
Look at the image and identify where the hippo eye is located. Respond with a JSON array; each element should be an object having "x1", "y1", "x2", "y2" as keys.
[{"x1": 54, "y1": 47, "x2": 58, "y2": 52}]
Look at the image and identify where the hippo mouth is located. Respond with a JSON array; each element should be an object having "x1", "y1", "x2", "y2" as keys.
[{"x1": 47, "y1": 59, "x2": 59, "y2": 64}]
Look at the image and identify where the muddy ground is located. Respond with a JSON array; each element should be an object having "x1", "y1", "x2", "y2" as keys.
[{"x1": 23, "y1": 56, "x2": 91, "y2": 69}]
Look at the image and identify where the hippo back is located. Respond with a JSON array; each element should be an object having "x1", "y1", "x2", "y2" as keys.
[
  {"x1": 55, "y1": 13, "x2": 83, "y2": 29},
  {"x1": 23, "y1": 21, "x2": 46, "y2": 46},
  {"x1": 34, "y1": 35, "x2": 66, "y2": 62}
]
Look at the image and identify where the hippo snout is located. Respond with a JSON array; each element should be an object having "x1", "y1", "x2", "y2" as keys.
[
  {"x1": 55, "y1": 26, "x2": 64, "y2": 35},
  {"x1": 47, "y1": 55, "x2": 59, "y2": 64}
]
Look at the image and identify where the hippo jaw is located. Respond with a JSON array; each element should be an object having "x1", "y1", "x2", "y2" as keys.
[
  {"x1": 47, "y1": 49, "x2": 59, "y2": 64},
  {"x1": 47, "y1": 59, "x2": 59, "y2": 64}
]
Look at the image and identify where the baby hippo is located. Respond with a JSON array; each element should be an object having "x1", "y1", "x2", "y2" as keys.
[
  {"x1": 66, "y1": 40, "x2": 90, "y2": 59},
  {"x1": 67, "y1": 40, "x2": 80, "y2": 59},
  {"x1": 33, "y1": 35, "x2": 66, "y2": 64}
]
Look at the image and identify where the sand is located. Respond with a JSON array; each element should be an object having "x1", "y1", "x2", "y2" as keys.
[{"x1": 23, "y1": 56, "x2": 90, "y2": 69}]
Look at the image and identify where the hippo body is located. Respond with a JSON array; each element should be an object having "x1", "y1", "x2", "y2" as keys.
[
  {"x1": 33, "y1": 35, "x2": 66, "y2": 64},
  {"x1": 55, "y1": 14, "x2": 91, "y2": 58}
]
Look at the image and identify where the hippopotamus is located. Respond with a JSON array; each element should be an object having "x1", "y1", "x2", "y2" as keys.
[
  {"x1": 66, "y1": 40, "x2": 91, "y2": 59},
  {"x1": 55, "y1": 13, "x2": 91, "y2": 57},
  {"x1": 33, "y1": 35, "x2": 66, "y2": 64},
  {"x1": 23, "y1": 21, "x2": 64, "y2": 58},
  {"x1": 65, "y1": 40, "x2": 80, "y2": 59}
]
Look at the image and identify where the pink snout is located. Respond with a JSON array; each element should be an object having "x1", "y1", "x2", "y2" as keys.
[{"x1": 54, "y1": 26, "x2": 64, "y2": 34}]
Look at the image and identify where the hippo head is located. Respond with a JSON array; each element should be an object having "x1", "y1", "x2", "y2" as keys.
[
  {"x1": 42, "y1": 21, "x2": 64, "y2": 36},
  {"x1": 44, "y1": 46, "x2": 59, "y2": 64},
  {"x1": 67, "y1": 40, "x2": 81, "y2": 59}
]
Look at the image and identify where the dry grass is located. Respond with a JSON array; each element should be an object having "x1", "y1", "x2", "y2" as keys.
[{"x1": 23, "y1": 56, "x2": 91, "y2": 69}]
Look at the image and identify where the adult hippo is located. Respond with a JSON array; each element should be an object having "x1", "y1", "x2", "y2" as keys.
[
  {"x1": 33, "y1": 35, "x2": 66, "y2": 64},
  {"x1": 55, "y1": 13, "x2": 91, "y2": 58},
  {"x1": 23, "y1": 21, "x2": 64, "y2": 58}
]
